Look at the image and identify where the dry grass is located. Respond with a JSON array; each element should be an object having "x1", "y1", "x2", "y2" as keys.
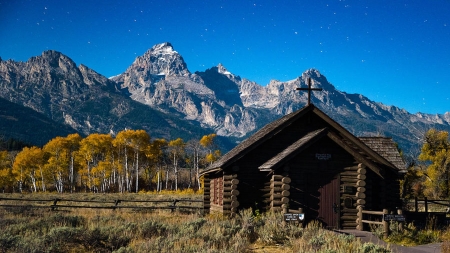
[{"x1": 0, "y1": 192, "x2": 393, "y2": 253}]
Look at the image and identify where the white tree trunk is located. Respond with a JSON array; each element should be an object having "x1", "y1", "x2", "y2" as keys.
[
  {"x1": 157, "y1": 169, "x2": 161, "y2": 192},
  {"x1": 30, "y1": 174, "x2": 37, "y2": 192},
  {"x1": 40, "y1": 166, "x2": 46, "y2": 192},
  {"x1": 173, "y1": 153, "x2": 178, "y2": 191},
  {"x1": 135, "y1": 152, "x2": 139, "y2": 193}
]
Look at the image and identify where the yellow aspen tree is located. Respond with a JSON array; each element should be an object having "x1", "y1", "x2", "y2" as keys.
[
  {"x1": 90, "y1": 161, "x2": 113, "y2": 193},
  {"x1": 13, "y1": 147, "x2": 45, "y2": 192},
  {"x1": 187, "y1": 139, "x2": 202, "y2": 190},
  {"x1": 146, "y1": 138, "x2": 167, "y2": 192},
  {"x1": 78, "y1": 133, "x2": 113, "y2": 192},
  {"x1": 43, "y1": 137, "x2": 69, "y2": 193},
  {"x1": 65, "y1": 133, "x2": 82, "y2": 193},
  {"x1": 168, "y1": 138, "x2": 185, "y2": 191},
  {"x1": 128, "y1": 130, "x2": 150, "y2": 193},
  {"x1": 200, "y1": 133, "x2": 221, "y2": 166},
  {"x1": 418, "y1": 129, "x2": 450, "y2": 198},
  {"x1": 114, "y1": 130, "x2": 134, "y2": 192},
  {"x1": 114, "y1": 129, "x2": 150, "y2": 193}
]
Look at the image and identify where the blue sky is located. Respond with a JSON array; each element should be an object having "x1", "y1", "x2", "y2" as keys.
[{"x1": 1, "y1": 0, "x2": 449, "y2": 114}]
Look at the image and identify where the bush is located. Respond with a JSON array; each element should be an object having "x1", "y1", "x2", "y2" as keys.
[
  {"x1": 0, "y1": 234, "x2": 19, "y2": 253},
  {"x1": 0, "y1": 195, "x2": 394, "y2": 252},
  {"x1": 140, "y1": 220, "x2": 169, "y2": 238}
]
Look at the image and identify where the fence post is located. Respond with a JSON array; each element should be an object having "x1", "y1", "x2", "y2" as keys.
[
  {"x1": 397, "y1": 208, "x2": 403, "y2": 232},
  {"x1": 114, "y1": 200, "x2": 121, "y2": 210},
  {"x1": 357, "y1": 205, "x2": 363, "y2": 231},
  {"x1": 299, "y1": 208, "x2": 304, "y2": 227},
  {"x1": 415, "y1": 197, "x2": 418, "y2": 213},
  {"x1": 424, "y1": 197, "x2": 428, "y2": 213},
  {"x1": 51, "y1": 198, "x2": 60, "y2": 211},
  {"x1": 382, "y1": 209, "x2": 389, "y2": 239},
  {"x1": 171, "y1": 200, "x2": 178, "y2": 212}
]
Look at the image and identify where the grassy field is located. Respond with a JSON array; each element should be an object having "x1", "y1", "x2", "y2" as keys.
[{"x1": 0, "y1": 192, "x2": 395, "y2": 252}]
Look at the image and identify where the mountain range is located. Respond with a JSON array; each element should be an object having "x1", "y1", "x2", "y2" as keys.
[{"x1": 1, "y1": 42, "x2": 449, "y2": 155}]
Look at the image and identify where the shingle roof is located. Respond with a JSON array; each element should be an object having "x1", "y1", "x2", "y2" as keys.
[
  {"x1": 200, "y1": 104, "x2": 405, "y2": 176},
  {"x1": 258, "y1": 128, "x2": 327, "y2": 170},
  {"x1": 359, "y1": 137, "x2": 407, "y2": 172},
  {"x1": 199, "y1": 105, "x2": 315, "y2": 175}
]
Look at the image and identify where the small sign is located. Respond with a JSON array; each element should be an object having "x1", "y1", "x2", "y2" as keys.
[
  {"x1": 316, "y1": 153, "x2": 331, "y2": 160},
  {"x1": 284, "y1": 213, "x2": 305, "y2": 222},
  {"x1": 383, "y1": 214, "x2": 406, "y2": 222}
]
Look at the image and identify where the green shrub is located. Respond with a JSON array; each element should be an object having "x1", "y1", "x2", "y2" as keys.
[
  {"x1": 48, "y1": 213, "x2": 85, "y2": 227},
  {"x1": 140, "y1": 220, "x2": 169, "y2": 238},
  {"x1": 372, "y1": 221, "x2": 442, "y2": 246},
  {"x1": 0, "y1": 233, "x2": 20, "y2": 253},
  {"x1": 360, "y1": 242, "x2": 391, "y2": 253}
]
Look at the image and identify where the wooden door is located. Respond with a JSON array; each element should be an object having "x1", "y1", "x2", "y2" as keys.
[{"x1": 318, "y1": 176, "x2": 340, "y2": 229}]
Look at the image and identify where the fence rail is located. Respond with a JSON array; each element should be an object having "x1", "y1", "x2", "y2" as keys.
[
  {"x1": 411, "y1": 197, "x2": 450, "y2": 213},
  {"x1": 357, "y1": 208, "x2": 401, "y2": 239},
  {"x1": 0, "y1": 197, "x2": 203, "y2": 212}
]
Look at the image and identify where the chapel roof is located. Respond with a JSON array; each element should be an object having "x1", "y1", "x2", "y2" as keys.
[
  {"x1": 359, "y1": 137, "x2": 406, "y2": 173},
  {"x1": 200, "y1": 104, "x2": 404, "y2": 176}
]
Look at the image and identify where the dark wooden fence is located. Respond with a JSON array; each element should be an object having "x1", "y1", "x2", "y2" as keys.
[
  {"x1": 0, "y1": 197, "x2": 203, "y2": 212},
  {"x1": 411, "y1": 197, "x2": 450, "y2": 213},
  {"x1": 357, "y1": 198, "x2": 450, "y2": 236},
  {"x1": 357, "y1": 208, "x2": 404, "y2": 239},
  {"x1": 404, "y1": 197, "x2": 449, "y2": 228}
]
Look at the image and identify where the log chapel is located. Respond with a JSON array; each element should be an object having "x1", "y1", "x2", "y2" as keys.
[{"x1": 200, "y1": 98, "x2": 406, "y2": 229}]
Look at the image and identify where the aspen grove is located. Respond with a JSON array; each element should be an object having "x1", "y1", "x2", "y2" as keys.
[{"x1": 0, "y1": 131, "x2": 221, "y2": 193}]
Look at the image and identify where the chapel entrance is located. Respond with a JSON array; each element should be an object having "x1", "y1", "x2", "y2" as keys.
[{"x1": 317, "y1": 176, "x2": 340, "y2": 229}]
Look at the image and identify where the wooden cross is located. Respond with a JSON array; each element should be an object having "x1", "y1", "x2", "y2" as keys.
[{"x1": 296, "y1": 77, "x2": 323, "y2": 105}]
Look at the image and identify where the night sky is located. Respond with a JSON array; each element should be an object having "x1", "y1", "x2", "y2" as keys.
[{"x1": 1, "y1": 0, "x2": 449, "y2": 114}]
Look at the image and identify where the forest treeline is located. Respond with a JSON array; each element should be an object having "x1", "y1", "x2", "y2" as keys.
[{"x1": 0, "y1": 130, "x2": 221, "y2": 193}]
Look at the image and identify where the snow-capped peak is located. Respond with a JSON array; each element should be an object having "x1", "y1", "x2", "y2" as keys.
[
  {"x1": 151, "y1": 42, "x2": 177, "y2": 54},
  {"x1": 217, "y1": 63, "x2": 232, "y2": 75}
]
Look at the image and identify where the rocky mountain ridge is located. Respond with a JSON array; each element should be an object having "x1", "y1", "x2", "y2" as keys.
[
  {"x1": 111, "y1": 43, "x2": 450, "y2": 153},
  {"x1": 1, "y1": 42, "x2": 449, "y2": 154},
  {"x1": 0, "y1": 49, "x2": 223, "y2": 147}
]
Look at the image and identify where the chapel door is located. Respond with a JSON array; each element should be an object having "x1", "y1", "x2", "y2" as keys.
[{"x1": 318, "y1": 176, "x2": 340, "y2": 229}]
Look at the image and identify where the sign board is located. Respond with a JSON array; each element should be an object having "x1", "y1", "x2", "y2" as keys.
[
  {"x1": 383, "y1": 214, "x2": 406, "y2": 222},
  {"x1": 315, "y1": 153, "x2": 331, "y2": 160},
  {"x1": 284, "y1": 213, "x2": 305, "y2": 222}
]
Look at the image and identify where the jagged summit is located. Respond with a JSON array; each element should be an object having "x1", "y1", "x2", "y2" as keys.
[
  {"x1": 217, "y1": 63, "x2": 231, "y2": 75},
  {"x1": 303, "y1": 68, "x2": 322, "y2": 77},
  {"x1": 151, "y1": 42, "x2": 177, "y2": 54},
  {"x1": 211, "y1": 63, "x2": 241, "y2": 84},
  {"x1": 27, "y1": 50, "x2": 79, "y2": 72},
  {"x1": 138, "y1": 42, "x2": 189, "y2": 76},
  {"x1": 113, "y1": 42, "x2": 190, "y2": 88}
]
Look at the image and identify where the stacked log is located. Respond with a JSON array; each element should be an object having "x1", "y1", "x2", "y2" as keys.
[
  {"x1": 203, "y1": 175, "x2": 211, "y2": 214},
  {"x1": 270, "y1": 175, "x2": 291, "y2": 212},
  {"x1": 355, "y1": 163, "x2": 366, "y2": 230},
  {"x1": 223, "y1": 174, "x2": 239, "y2": 215}
]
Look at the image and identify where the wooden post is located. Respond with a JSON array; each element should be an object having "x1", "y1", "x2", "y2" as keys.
[
  {"x1": 414, "y1": 197, "x2": 418, "y2": 213},
  {"x1": 424, "y1": 197, "x2": 428, "y2": 213},
  {"x1": 299, "y1": 208, "x2": 304, "y2": 227},
  {"x1": 382, "y1": 209, "x2": 389, "y2": 239},
  {"x1": 397, "y1": 209, "x2": 403, "y2": 232},
  {"x1": 357, "y1": 205, "x2": 363, "y2": 231}
]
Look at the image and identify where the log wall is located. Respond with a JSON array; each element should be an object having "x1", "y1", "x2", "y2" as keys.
[
  {"x1": 203, "y1": 174, "x2": 210, "y2": 213},
  {"x1": 268, "y1": 174, "x2": 291, "y2": 212},
  {"x1": 222, "y1": 173, "x2": 239, "y2": 215}
]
